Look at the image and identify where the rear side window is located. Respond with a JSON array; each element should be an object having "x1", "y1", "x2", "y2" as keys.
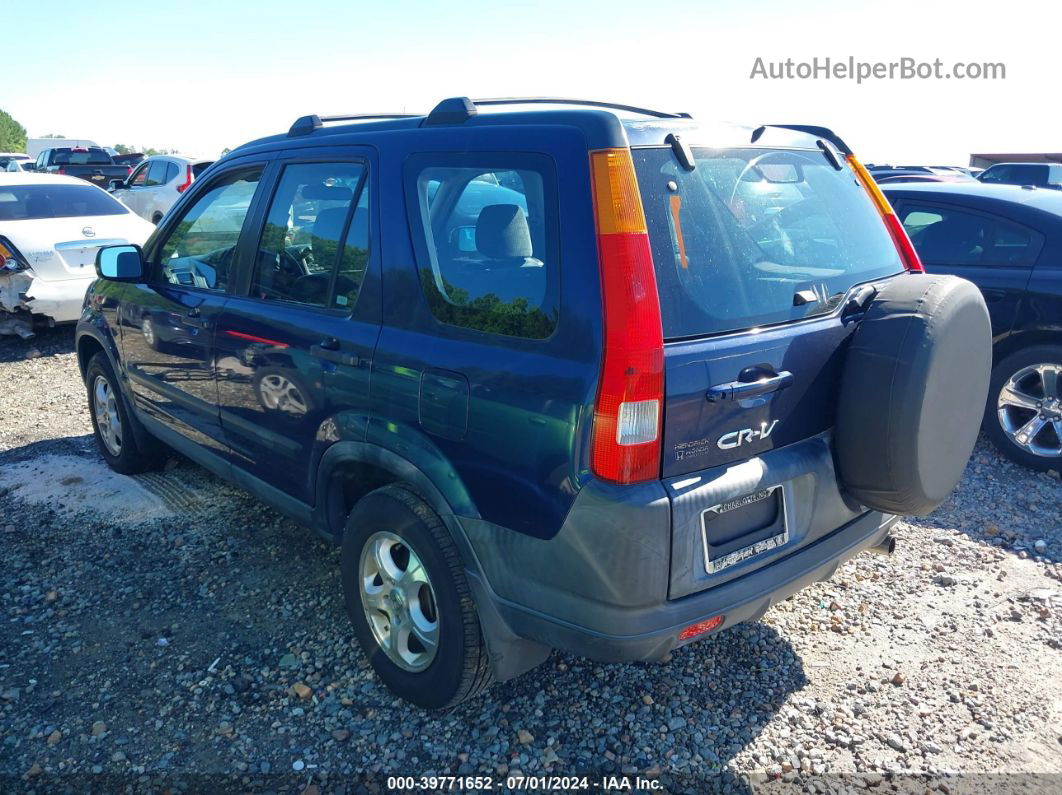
[
  {"x1": 406, "y1": 154, "x2": 559, "y2": 339},
  {"x1": 899, "y1": 203, "x2": 1043, "y2": 266},
  {"x1": 146, "y1": 160, "x2": 169, "y2": 186},
  {"x1": 633, "y1": 147, "x2": 903, "y2": 339},
  {"x1": 0, "y1": 184, "x2": 127, "y2": 221},
  {"x1": 251, "y1": 161, "x2": 369, "y2": 310}
]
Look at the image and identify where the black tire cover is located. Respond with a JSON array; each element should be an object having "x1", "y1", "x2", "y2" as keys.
[{"x1": 835, "y1": 274, "x2": 991, "y2": 516}]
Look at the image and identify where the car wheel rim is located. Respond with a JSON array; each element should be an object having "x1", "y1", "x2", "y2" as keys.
[
  {"x1": 997, "y1": 362, "x2": 1062, "y2": 458},
  {"x1": 258, "y1": 374, "x2": 308, "y2": 415},
  {"x1": 92, "y1": 375, "x2": 122, "y2": 456},
  {"x1": 142, "y1": 318, "x2": 155, "y2": 346},
  {"x1": 358, "y1": 531, "x2": 440, "y2": 672}
]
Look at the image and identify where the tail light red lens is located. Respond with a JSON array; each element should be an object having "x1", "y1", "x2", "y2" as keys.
[
  {"x1": 175, "y1": 165, "x2": 193, "y2": 193},
  {"x1": 588, "y1": 148, "x2": 664, "y2": 484},
  {"x1": 56, "y1": 166, "x2": 66, "y2": 175},
  {"x1": 847, "y1": 155, "x2": 925, "y2": 273},
  {"x1": 126, "y1": 166, "x2": 133, "y2": 176}
]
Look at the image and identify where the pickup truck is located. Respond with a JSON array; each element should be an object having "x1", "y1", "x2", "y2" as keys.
[{"x1": 31, "y1": 147, "x2": 131, "y2": 187}]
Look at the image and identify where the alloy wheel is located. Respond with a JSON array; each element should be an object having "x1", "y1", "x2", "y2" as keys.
[
  {"x1": 997, "y1": 363, "x2": 1062, "y2": 458},
  {"x1": 358, "y1": 531, "x2": 440, "y2": 672},
  {"x1": 92, "y1": 375, "x2": 123, "y2": 456}
]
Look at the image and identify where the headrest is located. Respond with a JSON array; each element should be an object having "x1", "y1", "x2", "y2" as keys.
[
  {"x1": 302, "y1": 184, "x2": 352, "y2": 201},
  {"x1": 311, "y1": 207, "x2": 349, "y2": 245},
  {"x1": 475, "y1": 204, "x2": 533, "y2": 260}
]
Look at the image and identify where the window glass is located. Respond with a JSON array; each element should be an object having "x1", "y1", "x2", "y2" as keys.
[
  {"x1": 129, "y1": 163, "x2": 150, "y2": 187},
  {"x1": 157, "y1": 169, "x2": 262, "y2": 292},
  {"x1": 146, "y1": 160, "x2": 169, "y2": 187},
  {"x1": 0, "y1": 184, "x2": 127, "y2": 221},
  {"x1": 900, "y1": 203, "x2": 1041, "y2": 266},
  {"x1": 52, "y1": 148, "x2": 112, "y2": 165},
  {"x1": 409, "y1": 160, "x2": 557, "y2": 338},
  {"x1": 251, "y1": 162, "x2": 368, "y2": 308},
  {"x1": 634, "y1": 147, "x2": 902, "y2": 339}
]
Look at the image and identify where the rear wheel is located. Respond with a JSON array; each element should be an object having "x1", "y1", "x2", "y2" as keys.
[
  {"x1": 340, "y1": 485, "x2": 493, "y2": 708},
  {"x1": 86, "y1": 352, "x2": 166, "y2": 474},
  {"x1": 984, "y1": 345, "x2": 1062, "y2": 471}
]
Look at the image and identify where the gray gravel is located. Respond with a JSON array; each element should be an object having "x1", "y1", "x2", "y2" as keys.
[{"x1": 1, "y1": 328, "x2": 1061, "y2": 792}]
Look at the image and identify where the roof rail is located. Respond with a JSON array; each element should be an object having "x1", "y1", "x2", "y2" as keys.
[
  {"x1": 472, "y1": 97, "x2": 691, "y2": 119},
  {"x1": 422, "y1": 96, "x2": 691, "y2": 126},
  {"x1": 752, "y1": 124, "x2": 853, "y2": 156},
  {"x1": 288, "y1": 112, "x2": 421, "y2": 137}
]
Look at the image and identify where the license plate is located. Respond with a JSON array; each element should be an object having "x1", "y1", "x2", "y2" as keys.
[{"x1": 701, "y1": 485, "x2": 789, "y2": 574}]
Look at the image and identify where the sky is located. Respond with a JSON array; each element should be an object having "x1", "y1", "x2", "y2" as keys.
[{"x1": 4, "y1": 0, "x2": 1060, "y2": 165}]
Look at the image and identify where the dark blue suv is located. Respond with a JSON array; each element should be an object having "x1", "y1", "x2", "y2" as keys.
[{"x1": 77, "y1": 98, "x2": 992, "y2": 707}]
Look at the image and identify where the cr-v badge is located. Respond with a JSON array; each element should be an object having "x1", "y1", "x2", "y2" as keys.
[{"x1": 717, "y1": 420, "x2": 779, "y2": 450}]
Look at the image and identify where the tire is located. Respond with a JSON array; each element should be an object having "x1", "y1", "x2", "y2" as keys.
[
  {"x1": 835, "y1": 274, "x2": 992, "y2": 515},
  {"x1": 340, "y1": 485, "x2": 493, "y2": 708},
  {"x1": 252, "y1": 367, "x2": 315, "y2": 417},
  {"x1": 983, "y1": 344, "x2": 1062, "y2": 471},
  {"x1": 141, "y1": 316, "x2": 159, "y2": 351},
  {"x1": 86, "y1": 352, "x2": 166, "y2": 474}
]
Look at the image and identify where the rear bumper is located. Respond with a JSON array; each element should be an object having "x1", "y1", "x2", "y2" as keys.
[
  {"x1": 0, "y1": 271, "x2": 91, "y2": 324},
  {"x1": 479, "y1": 509, "x2": 896, "y2": 663}
]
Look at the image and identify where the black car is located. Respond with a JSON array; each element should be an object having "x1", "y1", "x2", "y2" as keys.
[
  {"x1": 978, "y1": 162, "x2": 1062, "y2": 190},
  {"x1": 884, "y1": 182, "x2": 1062, "y2": 470}
]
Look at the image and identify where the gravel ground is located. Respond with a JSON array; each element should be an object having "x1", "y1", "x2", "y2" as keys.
[{"x1": 1, "y1": 328, "x2": 1061, "y2": 793}]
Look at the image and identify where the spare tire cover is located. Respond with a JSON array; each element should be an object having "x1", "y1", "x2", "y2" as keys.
[{"x1": 835, "y1": 274, "x2": 991, "y2": 516}]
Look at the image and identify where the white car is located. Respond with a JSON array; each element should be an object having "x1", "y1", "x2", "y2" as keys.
[
  {"x1": 0, "y1": 173, "x2": 155, "y2": 338},
  {"x1": 0, "y1": 153, "x2": 32, "y2": 172},
  {"x1": 110, "y1": 154, "x2": 213, "y2": 225}
]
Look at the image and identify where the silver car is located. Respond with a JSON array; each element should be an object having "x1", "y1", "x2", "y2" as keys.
[{"x1": 110, "y1": 154, "x2": 214, "y2": 224}]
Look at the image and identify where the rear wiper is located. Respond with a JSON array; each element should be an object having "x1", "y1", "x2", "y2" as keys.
[{"x1": 666, "y1": 133, "x2": 696, "y2": 172}]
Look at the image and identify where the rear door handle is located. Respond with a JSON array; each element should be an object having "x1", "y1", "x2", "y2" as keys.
[
  {"x1": 184, "y1": 308, "x2": 210, "y2": 329},
  {"x1": 311, "y1": 338, "x2": 359, "y2": 366},
  {"x1": 707, "y1": 371, "x2": 794, "y2": 402}
]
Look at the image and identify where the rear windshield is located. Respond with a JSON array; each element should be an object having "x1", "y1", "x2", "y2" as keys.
[
  {"x1": 633, "y1": 147, "x2": 903, "y2": 339},
  {"x1": 52, "y1": 148, "x2": 113, "y2": 165},
  {"x1": 0, "y1": 184, "x2": 128, "y2": 221}
]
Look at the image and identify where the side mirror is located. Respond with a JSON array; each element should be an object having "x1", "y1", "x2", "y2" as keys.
[
  {"x1": 108, "y1": 179, "x2": 125, "y2": 192},
  {"x1": 96, "y1": 245, "x2": 145, "y2": 282}
]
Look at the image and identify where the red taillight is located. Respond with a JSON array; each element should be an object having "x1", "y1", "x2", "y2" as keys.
[
  {"x1": 678, "y1": 615, "x2": 724, "y2": 641},
  {"x1": 126, "y1": 166, "x2": 133, "y2": 176},
  {"x1": 57, "y1": 166, "x2": 66, "y2": 175},
  {"x1": 588, "y1": 148, "x2": 664, "y2": 484},
  {"x1": 176, "y1": 165, "x2": 193, "y2": 193},
  {"x1": 847, "y1": 155, "x2": 925, "y2": 273}
]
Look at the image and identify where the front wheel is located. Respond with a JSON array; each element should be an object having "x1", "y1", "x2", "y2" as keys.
[
  {"x1": 86, "y1": 352, "x2": 166, "y2": 474},
  {"x1": 340, "y1": 485, "x2": 493, "y2": 708},
  {"x1": 984, "y1": 345, "x2": 1062, "y2": 471}
]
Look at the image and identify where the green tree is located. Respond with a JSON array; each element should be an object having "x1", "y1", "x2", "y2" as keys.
[
  {"x1": 0, "y1": 109, "x2": 28, "y2": 152},
  {"x1": 113, "y1": 143, "x2": 135, "y2": 155}
]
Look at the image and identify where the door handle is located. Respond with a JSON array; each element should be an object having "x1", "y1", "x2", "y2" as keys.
[
  {"x1": 311, "y1": 338, "x2": 359, "y2": 366},
  {"x1": 707, "y1": 371, "x2": 794, "y2": 402},
  {"x1": 184, "y1": 308, "x2": 210, "y2": 329}
]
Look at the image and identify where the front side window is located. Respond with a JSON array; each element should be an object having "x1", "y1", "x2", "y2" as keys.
[
  {"x1": 407, "y1": 155, "x2": 558, "y2": 338},
  {"x1": 129, "y1": 163, "x2": 150, "y2": 187},
  {"x1": 156, "y1": 168, "x2": 262, "y2": 292},
  {"x1": 634, "y1": 147, "x2": 903, "y2": 339},
  {"x1": 250, "y1": 161, "x2": 369, "y2": 309},
  {"x1": 899, "y1": 203, "x2": 1042, "y2": 266}
]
